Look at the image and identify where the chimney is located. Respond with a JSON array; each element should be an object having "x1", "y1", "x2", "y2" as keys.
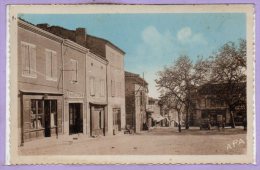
[
  {"x1": 37, "y1": 23, "x2": 49, "y2": 30},
  {"x1": 75, "y1": 28, "x2": 86, "y2": 46}
]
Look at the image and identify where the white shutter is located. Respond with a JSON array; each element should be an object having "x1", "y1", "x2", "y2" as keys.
[
  {"x1": 90, "y1": 77, "x2": 95, "y2": 96},
  {"x1": 100, "y1": 80, "x2": 105, "y2": 96},
  {"x1": 70, "y1": 59, "x2": 76, "y2": 82},
  {"x1": 45, "y1": 50, "x2": 52, "y2": 80},
  {"x1": 111, "y1": 80, "x2": 115, "y2": 97},
  {"x1": 21, "y1": 43, "x2": 29, "y2": 75},
  {"x1": 29, "y1": 45, "x2": 37, "y2": 77},
  {"x1": 52, "y1": 51, "x2": 57, "y2": 80},
  {"x1": 75, "y1": 61, "x2": 78, "y2": 82}
]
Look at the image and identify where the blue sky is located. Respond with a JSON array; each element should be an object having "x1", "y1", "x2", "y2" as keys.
[{"x1": 20, "y1": 13, "x2": 246, "y2": 98}]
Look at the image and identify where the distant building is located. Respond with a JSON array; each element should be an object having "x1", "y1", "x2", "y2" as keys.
[
  {"x1": 160, "y1": 105, "x2": 185, "y2": 127},
  {"x1": 146, "y1": 97, "x2": 164, "y2": 128},
  {"x1": 190, "y1": 82, "x2": 246, "y2": 126},
  {"x1": 125, "y1": 71, "x2": 148, "y2": 133}
]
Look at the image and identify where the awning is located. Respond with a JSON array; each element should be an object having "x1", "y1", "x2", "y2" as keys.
[{"x1": 151, "y1": 114, "x2": 165, "y2": 122}]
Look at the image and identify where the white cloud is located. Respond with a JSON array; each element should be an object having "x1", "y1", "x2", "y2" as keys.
[
  {"x1": 127, "y1": 26, "x2": 208, "y2": 98},
  {"x1": 177, "y1": 27, "x2": 192, "y2": 42},
  {"x1": 177, "y1": 27, "x2": 207, "y2": 45}
]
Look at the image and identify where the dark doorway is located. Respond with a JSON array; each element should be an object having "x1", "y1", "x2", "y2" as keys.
[
  {"x1": 44, "y1": 100, "x2": 57, "y2": 137},
  {"x1": 69, "y1": 103, "x2": 83, "y2": 135}
]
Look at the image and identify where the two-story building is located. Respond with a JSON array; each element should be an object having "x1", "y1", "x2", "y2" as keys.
[
  {"x1": 125, "y1": 71, "x2": 148, "y2": 133},
  {"x1": 18, "y1": 18, "x2": 126, "y2": 145},
  {"x1": 190, "y1": 83, "x2": 246, "y2": 127},
  {"x1": 86, "y1": 35, "x2": 126, "y2": 136},
  {"x1": 18, "y1": 19, "x2": 64, "y2": 145}
]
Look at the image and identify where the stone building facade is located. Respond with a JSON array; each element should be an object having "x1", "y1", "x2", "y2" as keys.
[
  {"x1": 86, "y1": 36, "x2": 126, "y2": 135},
  {"x1": 190, "y1": 83, "x2": 246, "y2": 127},
  {"x1": 146, "y1": 97, "x2": 163, "y2": 128},
  {"x1": 17, "y1": 18, "x2": 126, "y2": 145},
  {"x1": 18, "y1": 19, "x2": 64, "y2": 144},
  {"x1": 125, "y1": 71, "x2": 148, "y2": 133}
]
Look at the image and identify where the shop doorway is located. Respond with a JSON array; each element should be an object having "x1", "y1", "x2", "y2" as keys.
[
  {"x1": 90, "y1": 106, "x2": 105, "y2": 137},
  {"x1": 69, "y1": 103, "x2": 83, "y2": 134},
  {"x1": 113, "y1": 108, "x2": 121, "y2": 134},
  {"x1": 44, "y1": 100, "x2": 57, "y2": 137}
]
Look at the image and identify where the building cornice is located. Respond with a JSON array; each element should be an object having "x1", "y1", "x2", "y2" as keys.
[
  {"x1": 88, "y1": 52, "x2": 108, "y2": 65},
  {"x1": 18, "y1": 19, "x2": 63, "y2": 43},
  {"x1": 63, "y1": 39, "x2": 89, "y2": 54}
]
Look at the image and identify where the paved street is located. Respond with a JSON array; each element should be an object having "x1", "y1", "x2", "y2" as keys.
[{"x1": 19, "y1": 127, "x2": 247, "y2": 155}]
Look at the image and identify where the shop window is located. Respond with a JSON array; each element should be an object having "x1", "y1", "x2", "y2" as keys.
[
  {"x1": 45, "y1": 49, "x2": 57, "y2": 81},
  {"x1": 50, "y1": 100, "x2": 57, "y2": 127},
  {"x1": 30, "y1": 100, "x2": 44, "y2": 129},
  {"x1": 21, "y1": 42, "x2": 37, "y2": 78},
  {"x1": 100, "y1": 111, "x2": 104, "y2": 129}
]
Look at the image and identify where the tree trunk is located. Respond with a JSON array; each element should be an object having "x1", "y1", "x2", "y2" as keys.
[
  {"x1": 177, "y1": 111, "x2": 181, "y2": 132},
  {"x1": 230, "y1": 110, "x2": 236, "y2": 128},
  {"x1": 185, "y1": 106, "x2": 189, "y2": 129}
]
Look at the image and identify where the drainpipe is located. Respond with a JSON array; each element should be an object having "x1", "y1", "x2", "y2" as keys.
[
  {"x1": 85, "y1": 50, "x2": 88, "y2": 135},
  {"x1": 105, "y1": 60, "x2": 109, "y2": 136},
  {"x1": 61, "y1": 40, "x2": 65, "y2": 136}
]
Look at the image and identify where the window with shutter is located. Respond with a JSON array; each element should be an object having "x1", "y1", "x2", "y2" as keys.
[
  {"x1": 116, "y1": 82, "x2": 121, "y2": 97},
  {"x1": 100, "y1": 79, "x2": 105, "y2": 97},
  {"x1": 70, "y1": 59, "x2": 78, "y2": 83},
  {"x1": 21, "y1": 42, "x2": 37, "y2": 78},
  {"x1": 45, "y1": 49, "x2": 57, "y2": 81},
  {"x1": 111, "y1": 80, "x2": 116, "y2": 97},
  {"x1": 29, "y1": 46, "x2": 37, "y2": 78},
  {"x1": 90, "y1": 77, "x2": 95, "y2": 96}
]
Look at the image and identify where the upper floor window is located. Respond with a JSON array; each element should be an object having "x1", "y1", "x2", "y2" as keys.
[
  {"x1": 21, "y1": 42, "x2": 37, "y2": 78},
  {"x1": 90, "y1": 77, "x2": 95, "y2": 96},
  {"x1": 111, "y1": 80, "x2": 116, "y2": 97},
  {"x1": 45, "y1": 49, "x2": 57, "y2": 81},
  {"x1": 70, "y1": 59, "x2": 78, "y2": 83},
  {"x1": 140, "y1": 91, "x2": 143, "y2": 106},
  {"x1": 100, "y1": 79, "x2": 105, "y2": 97},
  {"x1": 116, "y1": 82, "x2": 121, "y2": 97}
]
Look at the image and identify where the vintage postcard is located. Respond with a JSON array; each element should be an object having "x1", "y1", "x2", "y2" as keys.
[{"x1": 7, "y1": 4, "x2": 255, "y2": 164}]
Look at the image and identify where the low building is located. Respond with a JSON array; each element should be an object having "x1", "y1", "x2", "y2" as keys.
[
  {"x1": 125, "y1": 71, "x2": 148, "y2": 133},
  {"x1": 146, "y1": 97, "x2": 164, "y2": 128},
  {"x1": 190, "y1": 82, "x2": 246, "y2": 127}
]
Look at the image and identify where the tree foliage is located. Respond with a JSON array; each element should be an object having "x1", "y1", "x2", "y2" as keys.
[{"x1": 156, "y1": 39, "x2": 246, "y2": 130}]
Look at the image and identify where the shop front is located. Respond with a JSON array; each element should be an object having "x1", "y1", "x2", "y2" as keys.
[
  {"x1": 90, "y1": 104, "x2": 106, "y2": 137},
  {"x1": 69, "y1": 103, "x2": 83, "y2": 134},
  {"x1": 112, "y1": 108, "x2": 121, "y2": 135},
  {"x1": 20, "y1": 91, "x2": 63, "y2": 143},
  {"x1": 201, "y1": 109, "x2": 227, "y2": 126}
]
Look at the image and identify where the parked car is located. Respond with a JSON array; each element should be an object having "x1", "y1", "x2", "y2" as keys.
[{"x1": 200, "y1": 118, "x2": 211, "y2": 130}]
